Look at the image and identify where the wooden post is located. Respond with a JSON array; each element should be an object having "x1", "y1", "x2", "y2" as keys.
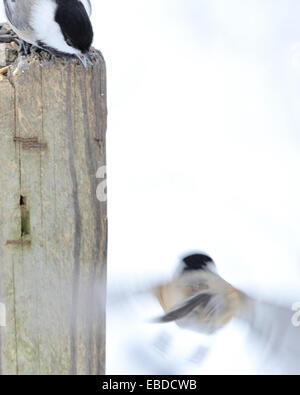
[{"x1": 0, "y1": 44, "x2": 107, "y2": 375}]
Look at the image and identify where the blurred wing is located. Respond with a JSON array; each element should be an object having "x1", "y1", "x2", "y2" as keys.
[
  {"x1": 154, "y1": 292, "x2": 216, "y2": 323},
  {"x1": 243, "y1": 297, "x2": 300, "y2": 373}
]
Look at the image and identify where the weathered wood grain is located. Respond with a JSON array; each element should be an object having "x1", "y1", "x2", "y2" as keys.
[{"x1": 0, "y1": 47, "x2": 107, "y2": 375}]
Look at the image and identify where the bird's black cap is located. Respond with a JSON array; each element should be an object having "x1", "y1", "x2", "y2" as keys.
[
  {"x1": 55, "y1": 0, "x2": 93, "y2": 53},
  {"x1": 182, "y1": 253, "x2": 214, "y2": 272}
]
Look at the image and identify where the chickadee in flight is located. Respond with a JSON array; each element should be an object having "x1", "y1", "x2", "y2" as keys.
[
  {"x1": 154, "y1": 253, "x2": 245, "y2": 333},
  {"x1": 154, "y1": 253, "x2": 300, "y2": 373},
  {"x1": 3, "y1": 0, "x2": 93, "y2": 68}
]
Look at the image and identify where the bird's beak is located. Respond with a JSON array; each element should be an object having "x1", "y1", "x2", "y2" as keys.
[{"x1": 76, "y1": 53, "x2": 92, "y2": 69}]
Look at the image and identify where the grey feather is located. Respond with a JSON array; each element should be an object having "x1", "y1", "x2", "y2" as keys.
[
  {"x1": 3, "y1": 0, "x2": 34, "y2": 31},
  {"x1": 155, "y1": 293, "x2": 213, "y2": 323}
]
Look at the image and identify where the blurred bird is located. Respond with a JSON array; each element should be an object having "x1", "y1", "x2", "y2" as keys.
[
  {"x1": 153, "y1": 252, "x2": 300, "y2": 373},
  {"x1": 2, "y1": 0, "x2": 93, "y2": 67}
]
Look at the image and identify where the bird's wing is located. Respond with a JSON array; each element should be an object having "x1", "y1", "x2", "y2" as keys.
[
  {"x1": 79, "y1": 0, "x2": 92, "y2": 17},
  {"x1": 3, "y1": 0, "x2": 33, "y2": 31},
  {"x1": 154, "y1": 291, "x2": 222, "y2": 323},
  {"x1": 240, "y1": 297, "x2": 300, "y2": 373}
]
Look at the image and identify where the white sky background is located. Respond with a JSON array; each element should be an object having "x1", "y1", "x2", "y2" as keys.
[
  {"x1": 92, "y1": 0, "x2": 300, "y2": 293},
  {"x1": 1, "y1": 0, "x2": 300, "y2": 374}
]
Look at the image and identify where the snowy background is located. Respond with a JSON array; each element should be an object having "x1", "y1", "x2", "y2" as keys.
[{"x1": 1, "y1": 0, "x2": 300, "y2": 374}]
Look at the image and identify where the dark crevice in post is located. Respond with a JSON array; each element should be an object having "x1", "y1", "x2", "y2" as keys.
[{"x1": 20, "y1": 195, "x2": 30, "y2": 237}]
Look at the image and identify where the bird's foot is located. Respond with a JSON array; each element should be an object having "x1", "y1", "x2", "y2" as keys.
[{"x1": 17, "y1": 40, "x2": 32, "y2": 56}]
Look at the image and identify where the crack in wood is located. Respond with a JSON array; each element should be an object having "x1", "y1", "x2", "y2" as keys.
[
  {"x1": 13, "y1": 137, "x2": 47, "y2": 150},
  {"x1": 13, "y1": 137, "x2": 38, "y2": 143},
  {"x1": 6, "y1": 240, "x2": 31, "y2": 246}
]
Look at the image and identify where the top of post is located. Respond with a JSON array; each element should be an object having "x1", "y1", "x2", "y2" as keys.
[{"x1": 0, "y1": 25, "x2": 104, "y2": 81}]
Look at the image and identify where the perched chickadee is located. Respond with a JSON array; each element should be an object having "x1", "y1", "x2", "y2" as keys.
[
  {"x1": 3, "y1": 0, "x2": 93, "y2": 67},
  {"x1": 153, "y1": 253, "x2": 300, "y2": 372}
]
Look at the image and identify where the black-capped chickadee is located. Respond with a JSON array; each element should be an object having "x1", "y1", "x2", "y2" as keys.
[
  {"x1": 3, "y1": 0, "x2": 93, "y2": 67},
  {"x1": 153, "y1": 253, "x2": 300, "y2": 373},
  {"x1": 153, "y1": 253, "x2": 246, "y2": 334}
]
